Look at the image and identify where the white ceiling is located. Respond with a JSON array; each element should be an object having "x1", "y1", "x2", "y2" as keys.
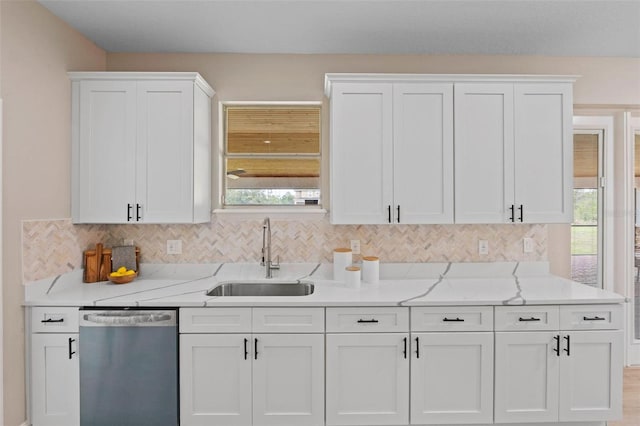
[{"x1": 38, "y1": 0, "x2": 640, "y2": 57}]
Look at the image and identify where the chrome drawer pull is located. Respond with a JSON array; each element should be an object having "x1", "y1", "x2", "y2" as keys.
[
  {"x1": 518, "y1": 317, "x2": 541, "y2": 322},
  {"x1": 443, "y1": 317, "x2": 464, "y2": 322},
  {"x1": 357, "y1": 319, "x2": 379, "y2": 323},
  {"x1": 583, "y1": 316, "x2": 605, "y2": 321}
]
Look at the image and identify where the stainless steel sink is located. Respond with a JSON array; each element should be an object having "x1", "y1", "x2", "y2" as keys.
[{"x1": 206, "y1": 281, "x2": 314, "y2": 297}]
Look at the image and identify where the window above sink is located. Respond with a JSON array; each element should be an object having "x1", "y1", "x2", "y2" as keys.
[{"x1": 220, "y1": 102, "x2": 323, "y2": 210}]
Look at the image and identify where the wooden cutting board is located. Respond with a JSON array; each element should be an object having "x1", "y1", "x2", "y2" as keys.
[{"x1": 83, "y1": 245, "x2": 140, "y2": 283}]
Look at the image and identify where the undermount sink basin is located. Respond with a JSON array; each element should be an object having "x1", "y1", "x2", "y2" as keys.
[{"x1": 206, "y1": 281, "x2": 315, "y2": 297}]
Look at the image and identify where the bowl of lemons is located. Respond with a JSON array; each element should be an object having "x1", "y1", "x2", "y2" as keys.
[{"x1": 108, "y1": 266, "x2": 137, "y2": 284}]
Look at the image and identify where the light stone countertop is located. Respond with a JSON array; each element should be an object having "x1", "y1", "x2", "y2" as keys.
[{"x1": 23, "y1": 262, "x2": 625, "y2": 308}]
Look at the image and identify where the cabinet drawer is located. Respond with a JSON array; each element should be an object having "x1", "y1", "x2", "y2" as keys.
[
  {"x1": 31, "y1": 307, "x2": 79, "y2": 333},
  {"x1": 179, "y1": 308, "x2": 251, "y2": 333},
  {"x1": 326, "y1": 307, "x2": 409, "y2": 332},
  {"x1": 560, "y1": 304, "x2": 623, "y2": 330},
  {"x1": 252, "y1": 308, "x2": 324, "y2": 333},
  {"x1": 495, "y1": 306, "x2": 559, "y2": 331},
  {"x1": 411, "y1": 306, "x2": 493, "y2": 331}
]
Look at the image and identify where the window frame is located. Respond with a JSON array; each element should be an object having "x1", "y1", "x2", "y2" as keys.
[{"x1": 216, "y1": 101, "x2": 325, "y2": 213}]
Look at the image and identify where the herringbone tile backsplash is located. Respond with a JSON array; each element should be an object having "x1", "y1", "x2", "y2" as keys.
[{"x1": 22, "y1": 216, "x2": 547, "y2": 282}]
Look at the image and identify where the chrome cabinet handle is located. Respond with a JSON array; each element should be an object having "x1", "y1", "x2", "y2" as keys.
[{"x1": 518, "y1": 317, "x2": 541, "y2": 322}]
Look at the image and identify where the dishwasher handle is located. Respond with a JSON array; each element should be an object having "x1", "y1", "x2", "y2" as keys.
[{"x1": 81, "y1": 310, "x2": 176, "y2": 327}]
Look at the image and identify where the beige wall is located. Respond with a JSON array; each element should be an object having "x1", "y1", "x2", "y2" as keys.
[
  {"x1": 107, "y1": 53, "x2": 640, "y2": 106},
  {"x1": 1, "y1": 1, "x2": 106, "y2": 424}
]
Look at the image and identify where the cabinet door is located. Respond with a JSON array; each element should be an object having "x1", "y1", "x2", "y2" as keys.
[
  {"x1": 494, "y1": 331, "x2": 560, "y2": 423},
  {"x1": 514, "y1": 83, "x2": 573, "y2": 223},
  {"x1": 74, "y1": 80, "x2": 136, "y2": 223},
  {"x1": 137, "y1": 81, "x2": 194, "y2": 223},
  {"x1": 252, "y1": 334, "x2": 324, "y2": 426},
  {"x1": 31, "y1": 333, "x2": 79, "y2": 426},
  {"x1": 180, "y1": 334, "x2": 252, "y2": 426},
  {"x1": 559, "y1": 330, "x2": 623, "y2": 422},
  {"x1": 393, "y1": 83, "x2": 454, "y2": 224},
  {"x1": 330, "y1": 83, "x2": 393, "y2": 224},
  {"x1": 411, "y1": 332, "x2": 493, "y2": 424},
  {"x1": 326, "y1": 333, "x2": 409, "y2": 425},
  {"x1": 454, "y1": 83, "x2": 514, "y2": 223}
]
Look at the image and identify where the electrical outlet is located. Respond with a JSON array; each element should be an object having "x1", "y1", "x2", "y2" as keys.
[
  {"x1": 123, "y1": 239, "x2": 134, "y2": 246},
  {"x1": 167, "y1": 239, "x2": 182, "y2": 255},
  {"x1": 523, "y1": 237, "x2": 534, "y2": 253},
  {"x1": 478, "y1": 240, "x2": 489, "y2": 255},
  {"x1": 350, "y1": 240, "x2": 361, "y2": 255}
]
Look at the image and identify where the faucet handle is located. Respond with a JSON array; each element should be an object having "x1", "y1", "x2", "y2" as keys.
[{"x1": 271, "y1": 255, "x2": 280, "y2": 270}]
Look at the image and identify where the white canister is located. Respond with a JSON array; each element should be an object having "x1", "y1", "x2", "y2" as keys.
[
  {"x1": 362, "y1": 256, "x2": 380, "y2": 284},
  {"x1": 345, "y1": 266, "x2": 361, "y2": 288},
  {"x1": 333, "y1": 248, "x2": 352, "y2": 281}
]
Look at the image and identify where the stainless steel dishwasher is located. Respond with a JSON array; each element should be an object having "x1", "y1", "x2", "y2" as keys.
[{"x1": 79, "y1": 308, "x2": 178, "y2": 426}]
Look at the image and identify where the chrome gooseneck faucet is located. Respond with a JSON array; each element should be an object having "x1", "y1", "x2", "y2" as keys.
[{"x1": 261, "y1": 217, "x2": 280, "y2": 278}]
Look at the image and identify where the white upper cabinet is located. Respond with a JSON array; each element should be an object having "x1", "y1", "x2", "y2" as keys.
[
  {"x1": 455, "y1": 81, "x2": 573, "y2": 223},
  {"x1": 329, "y1": 82, "x2": 393, "y2": 224},
  {"x1": 393, "y1": 83, "x2": 454, "y2": 224},
  {"x1": 326, "y1": 74, "x2": 575, "y2": 225},
  {"x1": 327, "y1": 76, "x2": 454, "y2": 224},
  {"x1": 454, "y1": 83, "x2": 514, "y2": 223},
  {"x1": 70, "y1": 72, "x2": 214, "y2": 224},
  {"x1": 513, "y1": 84, "x2": 573, "y2": 223}
]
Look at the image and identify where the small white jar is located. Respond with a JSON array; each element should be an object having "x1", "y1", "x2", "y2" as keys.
[
  {"x1": 362, "y1": 256, "x2": 380, "y2": 284},
  {"x1": 333, "y1": 248, "x2": 352, "y2": 282},
  {"x1": 344, "y1": 266, "x2": 361, "y2": 288}
]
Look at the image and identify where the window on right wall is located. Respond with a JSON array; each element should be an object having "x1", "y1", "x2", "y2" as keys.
[{"x1": 222, "y1": 104, "x2": 322, "y2": 207}]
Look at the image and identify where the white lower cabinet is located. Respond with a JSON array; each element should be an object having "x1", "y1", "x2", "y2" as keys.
[
  {"x1": 558, "y1": 330, "x2": 623, "y2": 422},
  {"x1": 494, "y1": 331, "x2": 560, "y2": 423},
  {"x1": 410, "y1": 306, "x2": 494, "y2": 425},
  {"x1": 325, "y1": 333, "x2": 410, "y2": 426},
  {"x1": 494, "y1": 305, "x2": 623, "y2": 424},
  {"x1": 325, "y1": 307, "x2": 410, "y2": 426},
  {"x1": 179, "y1": 308, "x2": 325, "y2": 426},
  {"x1": 180, "y1": 334, "x2": 252, "y2": 426},
  {"x1": 411, "y1": 332, "x2": 494, "y2": 424},
  {"x1": 252, "y1": 334, "x2": 325, "y2": 426},
  {"x1": 31, "y1": 333, "x2": 79, "y2": 426},
  {"x1": 30, "y1": 307, "x2": 80, "y2": 426}
]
